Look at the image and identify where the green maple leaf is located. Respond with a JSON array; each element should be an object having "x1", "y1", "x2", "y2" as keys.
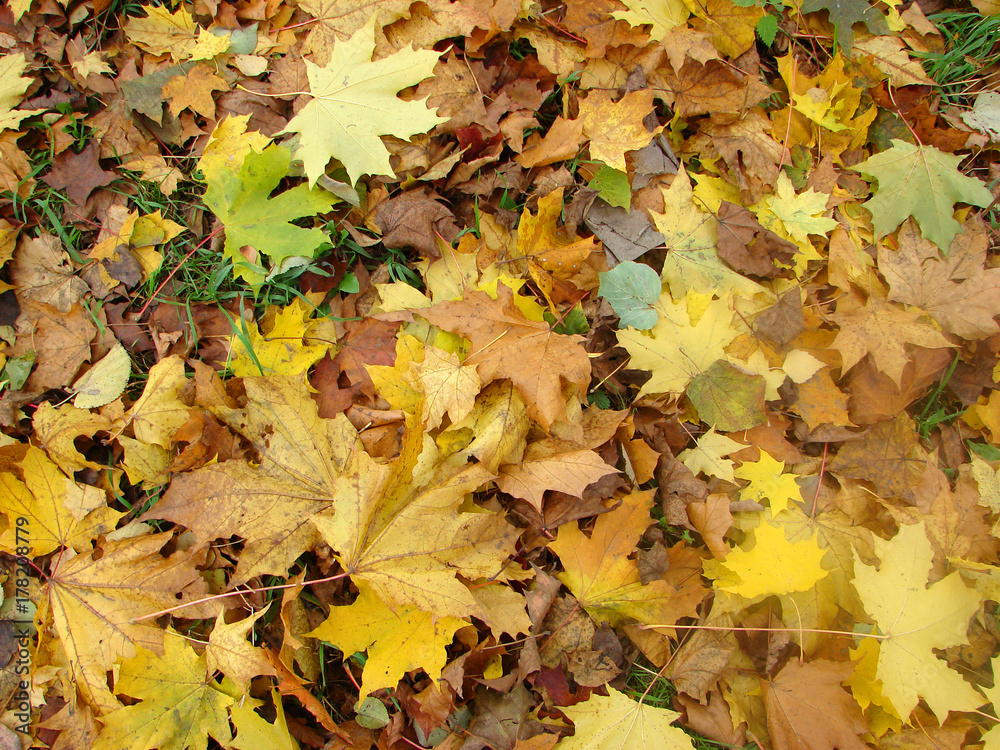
[
  {"x1": 280, "y1": 14, "x2": 445, "y2": 186},
  {"x1": 854, "y1": 139, "x2": 993, "y2": 252},
  {"x1": 800, "y1": 0, "x2": 888, "y2": 51},
  {"x1": 203, "y1": 143, "x2": 335, "y2": 286}
]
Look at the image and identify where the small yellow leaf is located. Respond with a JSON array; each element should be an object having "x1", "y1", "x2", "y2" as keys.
[{"x1": 733, "y1": 451, "x2": 802, "y2": 514}]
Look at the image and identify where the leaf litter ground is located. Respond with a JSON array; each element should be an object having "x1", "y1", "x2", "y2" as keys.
[{"x1": 3, "y1": 0, "x2": 1000, "y2": 749}]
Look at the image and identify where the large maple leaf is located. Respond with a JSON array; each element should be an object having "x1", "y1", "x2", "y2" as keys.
[
  {"x1": 307, "y1": 583, "x2": 468, "y2": 698},
  {"x1": 851, "y1": 520, "x2": 983, "y2": 722},
  {"x1": 310, "y1": 422, "x2": 519, "y2": 618},
  {"x1": 617, "y1": 291, "x2": 742, "y2": 397},
  {"x1": 143, "y1": 375, "x2": 359, "y2": 584},
  {"x1": 853, "y1": 139, "x2": 993, "y2": 250},
  {"x1": 202, "y1": 144, "x2": 335, "y2": 285},
  {"x1": 830, "y1": 292, "x2": 952, "y2": 386},
  {"x1": 40, "y1": 532, "x2": 216, "y2": 714},
  {"x1": 762, "y1": 659, "x2": 869, "y2": 750},
  {"x1": 417, "y1": 284, "x2": 591, "y2": 430},
  {"x1": 281, "y1": 14, "x2": 445, "y2": 185}
]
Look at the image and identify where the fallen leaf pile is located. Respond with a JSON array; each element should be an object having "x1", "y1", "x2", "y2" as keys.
[{"x1": 2, "y1": 0, "x2": 1000, "y2": 748}]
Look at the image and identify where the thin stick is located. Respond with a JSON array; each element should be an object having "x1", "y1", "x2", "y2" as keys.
[
  {"x1": 638, "y1": 622, "x2": 890, "y2": 640},
  {"x1": 137, "y1": 226, "x2": 224, "y2": 318},
  {"x1": 131, "y1": 570, "x2": 352, "y2": 622}
]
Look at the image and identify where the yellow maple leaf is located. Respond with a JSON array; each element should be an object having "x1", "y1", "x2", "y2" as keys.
[
  {"x1": 197, "y1": 116, "x2": 270, "y2": 184},
  {"x1": 753, "y1": 172, "x2": 839, "y2": 248},
  {"x1": 228, "y1": 298, "x2": 333, "y2": 377},
  {"x1": 307, "y1": 584, "x2": 467, "y2": 698},
  {"x1": 40, "y1": 532, "x2": 217, "y2": 713},
  {"x1": 851, "y1": 520, "x2": 983, "y2": 723},
  {"x1": 206, "y1": 609, "x2": 276, "y2": 695},
  {"x1": 707, "y1": 520, "x2": 828, "y2": 599},
  {"x1": 281, "y1": 14, "x2": 445, "y2": 185},
  {"x1": 144, "y1": 376, "x2": 360, "y2": 583},
  {"x1": 123, "y1": 5, "x2": 200, "y2": 62},
  {"x1": 578, "y1": 89, "x2": 662, "y2": 171},
  {"x1": 0, "y1": 53, "x2": 46, "y2": 133},
  {"x1": 617, "y1": 291, "x2": 742, "y2": 397},
  {"x1": 126, "y1": 356, "x2": 194, "y2": 448},
  {"x1": 559, "y1": 687, "x2": 695, "y2": 750},
  {"x1": 611, "y1": 0, "x2": 689, "y2": 40},
  {"x1": 310, "y1": 421, "x2": 519, "y2": 618},
  {"x1": 677, "y1": 427, "x2": 744, "y2": 483},
  {"x1": 230, "y1": 690, "x2": 299, "y2": 750},
  {"x1": 651, "y1": 166, "x2": 717, "y2": 252},
  {"x1": 93, "y1": 631, "x2": 234, "y2": 750},
  {"x1": 0, "y1": 446, "x2": 122, "y2": 557},
  {"x1": 733, "y1": 450, "x2": 803, "y2": 514}
]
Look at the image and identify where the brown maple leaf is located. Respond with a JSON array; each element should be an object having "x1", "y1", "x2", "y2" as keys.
[
  {"x1": 417, "y1": 284, "x2": 591, "y2": 429},
  {"x1": 41, "y1": 142, "x2": 116, "y2": 205},
  {"x1": 828, "y1": 414, "x2": 927, "y2": 503},
  {"x1": 830, "y1": 293, "x2": 953, "y2": 386},
  {"x1": 763, "y1": 659, "x2": 869, "y2": 750},
  {"x1": 879, "y1": 219, "x2": 1000, "y2": 339},
  {"x1": 716, "y1": 201, "x2": 797, "y2": 278}
]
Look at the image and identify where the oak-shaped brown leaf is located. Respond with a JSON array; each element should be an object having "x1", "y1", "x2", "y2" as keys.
[
  {"x1": 417, "y1": 284, "x2": 591, "y2": 429},
  {"x1": 143, "y1": 375, "x2": 360, "y2": 584},
  {"x1": 716, "y1": 201, "x2": 796, "y2": 278},
  {"x1": 762, "y1": 659, "x2": 869, "y2": 750},
  {"x1": 879, "y1": 219, "x2": 1000, "y2": 339},
  {"x1": 549, "y1": 490, "x2": 706, "y2": 629},
  {"x1": 374, "y1": 187, "x2": 461, "y2": 257},
  {"x1": 10, "y1": 232, "x2": 89, "y2": 313},
  {"x1": 12, "y1": 301, "x2": 96, "y2": 392},
  {"x1": 41, "y1": 532, "x2": 216, "y2": 714},
  {"x1": 830, "y1": 293, "x2": 953, "y2": 386},
  {"x1": 828, "y1": 414, "x2": 927, "y2": 503}
]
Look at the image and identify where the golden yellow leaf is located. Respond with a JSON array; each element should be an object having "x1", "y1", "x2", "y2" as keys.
[
  {"x1": 851, "y1": 520, "x2": 983, "y2": 722},
  {"x1": 733, "y1": 451, "x2": 802, "y2": 514},
  {"x1": 308, "y1": 584, "x2": 467, "y2": 697},
  {"x1": 707, "y1": 520, "x2": 828, "y2": 600},
  {"x1": 42, "y1": 533, "x2": 216, "y2": 713},
  {"x1": 559, "y1": 687, "x2": 695, "y2": 750},
  {"x1": 93, "y1": 631, "x2": 234, "y2": 750},
  {"x1": 0, "y1": 446, "x2": 122, "y2": 557},
  {"x1": 206, "y1": 609, "x2": 276, "y2": 695},
  {"x1": 144, "y1": 376, "x2": 358, "y2": 583},
  {"x1": 228, "y1": 299, "x2": 333, "y2": 377}
]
